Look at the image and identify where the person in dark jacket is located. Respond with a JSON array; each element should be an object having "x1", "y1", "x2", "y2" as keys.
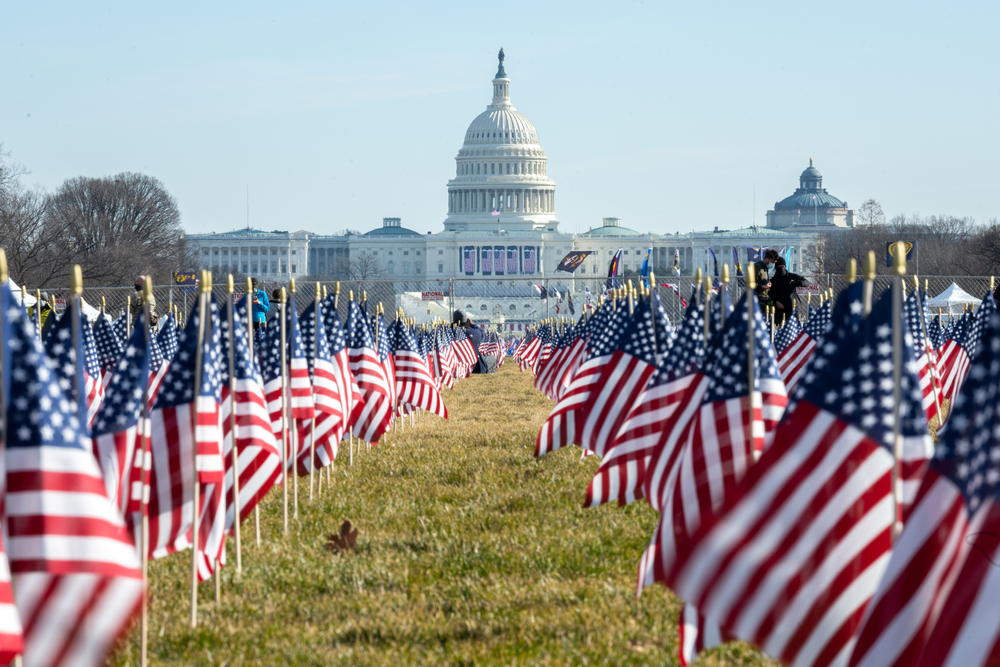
[
  {"x1": 453, "y1": 310, "x2": 490, "y2": 374},
  {"x1": 752, "y1": 249, "x2": 780, "y2": 307},
  {"x1": 769, "y1": 258, "x2": 795, "y2": 327}
]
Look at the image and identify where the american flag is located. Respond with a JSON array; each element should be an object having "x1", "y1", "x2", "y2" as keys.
[
  {"x1": 294, "y1": 297, "x2": 355, "y2": 473},
  {"x1": 376, "y1": 313, "x2": 397, "y2": 415},
  {"x1": 157, "y1": 311, "x2": 180, "y2": 361},
  {"x1": 146, "y1": 296, "x2": 226, "y2": 582},
  {"x1": 112, "y1": 313, "x2": 128, "y2": 342},
  {"x1": 261, "y1": 313, "x2": 290, "y2": 470},
  {"x1": 637, "y1": 291, "x2": 787, "y2": 600},
  {"x1": 92, "y1": 320, "x2": 152, "y2": 515},
  {"x1": 772, "y1": 311, "x2": 802, "y2": 355},
  {"x1": 44, "y1": 306, "x2": 104, "y2": 428},
  {"x1": 3, "y1": 281, "x2": 143, "y2": 667},
  {"x1": 345, "y1": 300, "x2": 392, "y2": 443},
  {"x1": 586, "y1": 288, "x2": 704, "y2": 508},
  {"x1": 660, "y1": 282, "x2": 689, "y2": 308},
  {"x1": 847, "y1": 308, "x2": 1000, "y2": 667},
  {"x1": 534, "y1": 322, "x2": 576, "y2": 400},
  {"x1": 93, "y1": 312, "x2": 125, "y2": 384},
  {"x1": 904, "y1": 289, "x2": 944, "y2": 423},
  {"x1": 219, "y1": 299, "x2": 281, "y2": 531},
  {"x1": 661, "y1": 284, "x2": 932, "y2": 667},
  {"x1": 286, "y1": 294, "x2": 316, "y2": 423},
  {"x1": 147, "y1": 324, "x2": 170, "y2": 406},
  {"x1": 452, "y1": 326, "x2": 478, "y2": 378},
  {"x1": 679, "y1": 603, "x2": 733, "y2": 667},
  {"x1": 439, "y1": 326, "x2": 459, "y2": 385},
  {"x1": 392, "y1": 318, "x2": 447, "y2": 418},
  {"x1": 578, "y1": 294, "x2": 665, "y2": 459},
  {"x1": 776, "y1": 298, "x2": 831, "y2": 394},
  {"x1": 927, "y1": 313, "x2": 945, "y2": 351},
  {"x1": 938, "y1": 294, "x2": 995, "y2": 416},
  {"x1": 536, "y1": 302, "x2": 628, "y2": 456},
  {"x1": 517, "y1": 328, "x2": 542, "y2": 374}
]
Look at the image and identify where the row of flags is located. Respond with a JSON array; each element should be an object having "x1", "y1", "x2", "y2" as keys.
[
  {"x1": 514, "y1": 275, "x2": 1000, "y2": 667},
  {"x1": 0, "y1": 271, "x2": 473, "y2": 667}
]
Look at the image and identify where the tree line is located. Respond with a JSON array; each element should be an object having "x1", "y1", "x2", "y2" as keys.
[
  {"x1": 811, "y1": 198, "x2": 1000, "y2": 276},
  {"x1": 0, "y1": 144, "x2": 192, "y2": 288}
]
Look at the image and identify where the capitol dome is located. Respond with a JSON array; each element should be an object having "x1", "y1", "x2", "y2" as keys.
[{"x1": 443, "y1": 50, "x2": 558, "y2": 233}]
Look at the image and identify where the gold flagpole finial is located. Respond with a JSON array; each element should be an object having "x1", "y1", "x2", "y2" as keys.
[
  {"x1": 0, "y1": 249, "x2": 7, "y2": 282},
  {"x1": 70, "y1": 265, "x2": 83, "y2": 296},
  {"x1": 846, "y1": 259, "x2": 857, "y2": 284},
  {"x1": 227, "y1": 274, "x2": 235, "y2": 294},
  {"x1": 289, "y1": 277, "x2": 296, "y2": 294}
]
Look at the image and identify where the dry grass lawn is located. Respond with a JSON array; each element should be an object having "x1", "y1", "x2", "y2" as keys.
[{"x1": 113, "y1": 363, "x2": 773, "y2": 666}]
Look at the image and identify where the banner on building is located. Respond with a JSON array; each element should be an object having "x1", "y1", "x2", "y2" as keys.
[
  {"x1": 463, "y1": 247, "x2": 475, "y2": 275},
  {"x1": 555, "y1": 250, "x2": 594, "y2": 273}
]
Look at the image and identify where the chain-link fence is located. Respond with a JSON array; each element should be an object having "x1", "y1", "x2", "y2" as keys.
[{"x1": 23, "y1": 274, "x2": 995, "y2": 331}]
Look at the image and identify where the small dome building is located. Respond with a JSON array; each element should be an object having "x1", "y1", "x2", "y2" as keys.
[{"x1": 766, "y1": 159, "x2": 855, "y2": 229}]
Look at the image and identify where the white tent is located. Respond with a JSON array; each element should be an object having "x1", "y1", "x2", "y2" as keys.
[
  {"x1": 926, "y1": 283, "x2": 982, "y2": 315},
  {"x1": 5, "y1": 278, "x2": 38, "y2": 307}
]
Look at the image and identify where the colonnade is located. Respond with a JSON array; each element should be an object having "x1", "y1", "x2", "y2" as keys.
[
  {"x1": 202, "y1": 245, "x2": 299, "y2": 276},
  {"x1": 448, "y1": 188, "x2": 554, "y2": 215}
]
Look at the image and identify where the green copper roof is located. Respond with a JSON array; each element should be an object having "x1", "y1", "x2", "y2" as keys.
[
  {"x1": 363, "y1": 226, "x2": 423, "y2": 236},
  {"x1": 581, "y1": 225, "x2": 643, "y2": 237}
]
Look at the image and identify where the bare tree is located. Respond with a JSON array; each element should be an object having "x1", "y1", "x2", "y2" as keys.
[
  {"x1": 45, "y1": 172, "x2": 189, "y2": 286},
  {"x1": 338, "y1": 252, "x2": 384, "y2": 282},
  {"x1": 856, "y1": 199, "x2": 886, "y2": 227}
]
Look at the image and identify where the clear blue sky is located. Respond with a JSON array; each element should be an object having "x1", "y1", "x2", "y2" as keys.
[{"x1": 3, "y1": 1, "x2": 998, "y2": 236}]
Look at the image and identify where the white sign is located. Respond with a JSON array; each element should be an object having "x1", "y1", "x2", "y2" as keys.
[{"x1": 796, "y1": 285, "x2": 821, "y2": 295}]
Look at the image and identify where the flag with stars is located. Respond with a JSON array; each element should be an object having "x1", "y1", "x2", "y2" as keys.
[
  {"x1": 146, "y1": 324, "x2": 171, "y2": 406},
  {"x1": 146, "y1": 296, "x2": 226, "y2": 582},
  {"x1": 391, "y1": 318, "x2": 448, "y2": 419},
  {"x1": 111, "y1": 313, "x2": 127, "y2": 342},
  {"x1": 293, "y1": 296, "x2": 352, "y2": 475},
  {"x1": 93, "y1": 311, "x2": 125, "y2": 384},
  {"x1": 847, "y1": 307, "x2": 1000, "y2": 667},
  {"x1": 772, "y1": 311, "x2": 802, "y2": 355},
  {"x1": 535, "y1": 321, "x2": 583, "y2": 401},
  {"x1": 218, "y1": 296, "x2": 281, "y2": 532},
  {"x1": 261, "y1": 311, "x2": 292, "y2": 470},
  {"x1": 927, "y1": 314, "x2": 945, "y2": 351},
  {"x1": 345, "y1": 300, "x2": 392, "y2": 443},
  {"x1": 904, "y1": 288, "x2": 945, "y2": 424},
  {"x1": 532, "y1": 324, "x2": 565, "y2": 398},
  {"x1": 776, "y1": 298, "x2": 832, "y2": 394},
  {"x1": 2, "y1": 280, "x2": 143, "y2": 667},
  {"x1": 157, "y1": 312, "x2": 179, "y2": 361},
  {"x1": 376, "y1": 313, "x2": 397, "y2": 414},
  {"x1": 44, "y1": 305, "x2": 104, "y2": 429},
  {"x1": 579, "y1": 293, "x2": 669, "y2": 460},
  {"x1": 285, "y1": 293, "x2": 315, "y2": 423},
  {"x1": 587, "y1": 287, "x2": 705, "y2": 508},
  {"x1": 536, "y1": 300, "x2": 627, "y2": 457},
  {"x1": 939, "y1": 294, "x2": 995, "y2": 419},
  {"x1": 659, "y1": 284, "x2": 932, "y2": 667},
  {"x1": 92, "y1": 314, "x2": 152, "y2": 515},
  {"x1": 637, "y1": 290, "x2": 787, "y2": 602}
]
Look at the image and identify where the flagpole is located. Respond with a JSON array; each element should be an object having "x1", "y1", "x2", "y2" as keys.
[
  {"x1": 279, "y1": 287, "x2": 289, "y2": 536},
  {"x1": 310, "y1": 282, "x2": 319, "y2": 501},
  {"x1": 0, "y1": 253, "x2": 16, "y2": 667},
  {"x1": 190, "y1": 270, "x2": 211, "y2": 629},
  {"x1": 913, "y1": 275, "x2": 943, "y2": 428},
  {"x1": 226, "y1": 275, "x2": 242, "y2": 575},
  {"x1": 348, "y1": 290, "x2": 354, "y2": 468},
  {"x1": 890, "y1": 243, "x2": 906, "y2": 543},
  {"x1": 721, "y1": 264, "x2": 730, "y2": 329},
  {"x1": 289, "y1": 279, "x2": 300, "y2": 519},
  {"x1": 245, "y1": 278, "x2": 261, "y2": 547},
  {"x1": 68, "y1": 266, "x2": 85, "y2": 426},
  {"x1": 139, "y1": 278, "x2": 154, "y2": 667}
]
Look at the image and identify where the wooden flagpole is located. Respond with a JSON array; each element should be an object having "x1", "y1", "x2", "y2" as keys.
[
  {"x1": 139, "y1": 278, "x2": 153, "y2": 667},
  {"x1": 245, "y1": 278, "x2": 261, "y2": 547},
  {"x1": 226, "y1": 275, "x2": 242, "y2": 575},
  {"x1": 890, "y1": 243, "x2": 906, "y2": 543},
  {"x1": 278, "y1": 287, "x2": 289, "y2": 535},
  {"x1": 289, "y1": 278, "x2": 299, "y2": 520},
  {"x1": 190, "y1": 270, "x2": 211, "y2": 628}
]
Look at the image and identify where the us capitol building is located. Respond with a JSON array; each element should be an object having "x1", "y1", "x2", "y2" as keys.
[{"x1": 186, "y1": 51, "x2": 854, "y2": 326}]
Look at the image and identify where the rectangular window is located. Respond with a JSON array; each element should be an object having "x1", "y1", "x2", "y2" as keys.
[
  {"x1": 291, "y1": 264, "x2": 296, "y2": 273},
  {"x1": 438, "y1": 250, "x2": 443, "y2": 255},
  {"x1": 438, "y1": 264, "x2": 444, "y2": 273},
  {"x1": 291, "y1": 250, "x2": 296, "y2": 255},
  {"x1": 213, "y1": 248, "x2": 219, "y2": 255},
  {"x1": 404, "y1": 251, "x2": 409, "y2": 256}
]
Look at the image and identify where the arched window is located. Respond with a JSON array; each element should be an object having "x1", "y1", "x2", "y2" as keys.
[
  {"x1": 476, "y1": 164, "x2": 480, "y2": 174},
  {"x1": 509, "y1": 304, "x2": 516, "y2": 311},
  {"x1": 491, "y1": 163, "x2": 495, "y2": 174},
  {"x1": 506, "y1": 163, "x2": 510, "y2": 174},
  {"x1": 387, "y1": 261, "x2": 394, "y2": 274},
  {"x1": 513, "y1": 163, "x2": 518, "y2": 175},
  {"x1": 466, "y1": 304, "x2": 474, "y2": 310},
  {"x1": 480, "y1": 304, "x2": 487, "y2": 311}
]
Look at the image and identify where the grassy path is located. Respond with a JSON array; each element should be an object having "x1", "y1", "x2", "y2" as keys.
[{"x1": 114, "y1": 364, "x2": 771, "y2": 666}]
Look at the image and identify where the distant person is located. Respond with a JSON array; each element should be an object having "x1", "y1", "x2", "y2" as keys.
[
  {"x1": 753, "y1": 249, "x2": 779, "y2": 308},
  {"x1": 130, "y1": 275, "x2": 156, "y2": 323},
  {"x1": 453, "y1": 310, "x2": 490, "y2": 374},
  {"x1": 248, "y1": 278, "x2": 270, "y2": 333},
  {"x1": 29, "y1": 292, "x2": 54, "y2": 338},
  {"x1": 768, "y1": 257, "x2": 809, "y2": 327}
]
